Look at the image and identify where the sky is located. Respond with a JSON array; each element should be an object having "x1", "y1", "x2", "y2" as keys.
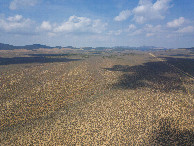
[{"x1": 0, "y1": 0, "x2": 194, "y2": 48}]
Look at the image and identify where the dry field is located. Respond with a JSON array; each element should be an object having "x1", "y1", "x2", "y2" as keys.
[{"x1": 0, "y1": 49, "x2": 193, "y2": 145}]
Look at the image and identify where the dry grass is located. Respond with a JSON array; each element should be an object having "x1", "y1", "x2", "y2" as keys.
[{"x1": 0, "y1": 50, "x2": 193, "y2": 145}]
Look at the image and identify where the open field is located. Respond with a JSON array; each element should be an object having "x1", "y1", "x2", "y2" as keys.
[{"x1": 0, "y1": 49, "x2": 193, "y2": 145}]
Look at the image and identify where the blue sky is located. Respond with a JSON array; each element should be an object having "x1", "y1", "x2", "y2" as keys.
[{"x1": 0, "y1": 0, "x2": 194, "y2": 48}]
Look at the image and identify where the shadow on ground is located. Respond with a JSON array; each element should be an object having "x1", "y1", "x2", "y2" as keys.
[
  {"x1": 149, "y1": 118, "x2": 194, "y2": 145},
  {"x1": 163, "y1": 57, "x2": 194, "y2": 76},
  {"x1": 104, "y1": 58, "x2": 192, "y2": 92},
  {"x1": 28, "y1": 54, "x2": 69, "y2": 57},
  {"x1": 0, "y1": 54, "x2": 80, "y2": 65},
  {"x1": 168, "y1": 54, "x2": 192, "y2": 57}
]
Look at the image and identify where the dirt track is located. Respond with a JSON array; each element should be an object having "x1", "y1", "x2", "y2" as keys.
[{"x1": 0, "y1": 52, "x2": 193, "y2": 145}]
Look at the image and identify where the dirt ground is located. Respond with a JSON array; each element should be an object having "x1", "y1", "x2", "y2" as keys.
[{"x1": 0, "y1": 49, "x2": 193, "y2": 145}]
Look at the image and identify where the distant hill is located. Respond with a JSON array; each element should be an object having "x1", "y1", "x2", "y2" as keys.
[
  {"x1": 22, "y1": 44, "x2": 53, "y2": 50},
  {"x1": 0, "y1": 43, "x2": 81, "y2": 50},
  {"x1": 81, "y1": 46, "x2": 167, "y2": 51},
  {"x1": 113, "y1": 46, "x2": 167, "y2": 51},
  {"x1": 0, "y1": 43, "x2": 16, "y2": 50},
  {"x1": 0, "y1": 43, "x2": 167, "y2": 51},
  {"x1": 0, "y1": 43, "x2": 53, "y2": 50},
  {"x1": 178, "y1": 47, "x2": 194, "y2": 50},
  {"x1": 81, "y1": 47, "x2": 109, "y2": 51}
]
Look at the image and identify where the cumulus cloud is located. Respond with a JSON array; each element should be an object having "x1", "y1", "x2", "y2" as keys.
[
  {"x1": 146, "y1": 33, "x2": 155, "y2": 37},
  {"x1": 107, "y1": 30, "x2": 122, "y2": 36},
  {"x1": 128, "y1": 24, "x2": 163, "y2": 36},
  {"x1": 144, "y1": 24, "x2": 163, "y2": 36},
  {"x1": 177, "y1": 26, "x2": 194, "y2": 33},
  {"x1": 128, "y1": 29, "x2": 143, "y2": 36},
  {"x1": 9, "y1": 0, "x2": 38, "y2": 10},
  {"x1": 0, "y1": 14, "x2": 33, "y2": 32},
  {"x1": 128, "y1": 24, "x2": 136, "y2": 31},
  {"x1": 167, "y1": 17, "x2": 185, "y2": 28},
  {"x1": 144, "y1": 24, "x2": 162, "y2": 32},
  {"x1": 133, "y1": 0, "x2": 172, "y2": 23},
  {"x1": 115, "y1": 0, "x2": 172, "y2": 24},
  {"x1": 114, "y1": 10, "x2": 131, "y2": 21},
  {"x1": 53, "y1": 15, "x2": 107, "y2": 34},
  {"x1": 40, "y1": 21, "x2": 52, "y2": 31},
  {"x1": 7, "y1": 15, "x2": 23, "y2": 21}
]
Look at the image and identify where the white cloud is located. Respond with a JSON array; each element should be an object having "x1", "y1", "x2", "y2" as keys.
[
  {"x1": 177, "y1": 26, "x2": 194, "y2": 33},
  {"x1": 144, "y1": 24, "x2": 162, "y2": 32},
  {"x1": 146, "y1": 33, "x2": 154, "y2": 37},
  {"x1": 40, "y1": 21, "x2": 52, "y2": 31},
  {"x1": 133, "y1": 0, "x2": 172, "y2": 23},
  {"x1": 48, "y1": 32, "x2": 56, "y2": 37},
  {"x1": 167, "y1": 17, "x2": 185, "y2": 28},
  {"x1": 153, "y1": 0, "x2": 172, "y2": 11},
  {"x1": 0, "y1": 14, "x2": 33, "y2": 31},
  {"x1": 114, "y1": 0, "x2": 172, "y2": 24},
  {"x1": 114, "y1": 10, "x2": 131, "y2": 21},
  {"x1": 128, "y1": 24, "x2": 136, "y2": 31},
  {"x1": 53, "y1": 16, "x2": 107, "y2": 34},
  {"x1": 128, "y1": 29, "x2": 143, "y2": 36},
  {"x1": 9, "y1": 0, "x2": 38, "y2": 10},
  {"x1": 107, "y1": 30, "x2": 122, "y2": 36},
  {"x1": 134, "y1": 16, "x2": 146, "y2": 24},
  {"x1": 54, "y1": 16, "x2": 91, "y2": 32},
  {"x1": 92, "y1": 19, "x2": 108, "y2": 33},
  {"x1": 128, "y1": 24, "x2": 163, "y2": 36},
  {"x1": 144, "y1": 24, "x2": 163, "y2": 37},
  {"x1": 7, "y1": 15, "x2": 23, "y2": 21}
]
